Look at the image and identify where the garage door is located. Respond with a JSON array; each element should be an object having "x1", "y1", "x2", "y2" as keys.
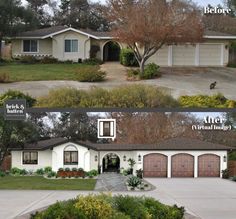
[
  {"x1": 172, "y1": 45, "x2": 195, "y2": 66},
  {"x1": 198, "y1": 154, "x2": 220, "y2": 177},
  {"x1": 143, "y1": 153, "x2": 167, "y2": 177},
  {"x1": 172, "y1": 154, "x2": 194, "y2": 177},
  {"x1": 199, "y1": 44, "x2": 222, "y2": 66}
]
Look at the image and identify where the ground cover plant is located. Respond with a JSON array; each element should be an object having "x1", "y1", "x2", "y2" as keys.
[{"x1": 31, "y1": 194, "x2": 185, "y2": 219}]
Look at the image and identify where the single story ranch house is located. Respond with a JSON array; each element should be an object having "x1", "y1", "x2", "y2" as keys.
[
  {"x1": 12, "y1": 26, "x2": 236, "y2": 66},
  {"x1": 10, "y1": 137, "x2": 232, "y2": 178}
]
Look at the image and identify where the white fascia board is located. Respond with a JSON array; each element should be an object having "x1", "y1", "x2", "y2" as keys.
[{"x1": 204, "y1": 35, "x2": 236, "y2": 39}]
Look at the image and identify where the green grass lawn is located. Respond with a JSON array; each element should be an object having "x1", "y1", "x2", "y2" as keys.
[
  {"x1": 0, "y1": 63, "x2": 99, "y2": 82},
  {"x1": 0, "y1": 176, "x2": 96, "y2": 190}
]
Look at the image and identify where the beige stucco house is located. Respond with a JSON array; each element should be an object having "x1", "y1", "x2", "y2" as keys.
[
  {"x1": 11, "y1": 26, "x2": 236, "y2": 66},
  {"x1": 10, "y1": 137, "x2": 232, "y2": 178}
]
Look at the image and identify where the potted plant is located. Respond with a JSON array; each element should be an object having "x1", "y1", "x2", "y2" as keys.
[{"x1": 128, "y1": 158, "x2": 136, "y2": 175}]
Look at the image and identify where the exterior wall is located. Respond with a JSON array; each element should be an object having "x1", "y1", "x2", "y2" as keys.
[
  {"x1": 136, "y1": 150, "x2": 227, "y2": 178},
  {"x1": 12, "y1": 39, "x2": 52, "y2": 58},
  {"x1": 51, "y1": 142, "x2": 90, "y2": 171},
  {"x1": 11, "y1": 150, "x2": 52, "y2": 171},
  {"x1": 52, "y1": 31, "x2": 90, "y2": 61}
]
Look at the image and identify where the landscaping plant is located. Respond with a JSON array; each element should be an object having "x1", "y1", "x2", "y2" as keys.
[
  {"x1": 128, "y1": 158, "x2": 136, "y2": 175},
  {"x1": 127, "y1": 176, "x2": 142, "y2": 188}
]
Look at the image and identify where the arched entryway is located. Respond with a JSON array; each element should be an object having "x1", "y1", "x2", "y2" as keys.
[
  {"x1": 103, "y1": 41, "x2": 121, "y2": 62},
  {"x1": 102, "y1": 153, "x2": 120, "y2": 172}
]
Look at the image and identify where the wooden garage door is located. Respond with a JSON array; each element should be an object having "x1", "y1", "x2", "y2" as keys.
[
  {"x1": 143, "y1": 154, "x2": 167, "y2": 177},
  {"x1": 172, "y1": 45, "x2": 195, "y2": 66},
  {"x1": 199, "y1": 44, "x2": 222, "y2": 66},
  {"x1": 198, "y1": 154, "x2": 220, "y2": 177},
  {"x1": 172, "y1": 154, "x2": 194, "y2": 177}
]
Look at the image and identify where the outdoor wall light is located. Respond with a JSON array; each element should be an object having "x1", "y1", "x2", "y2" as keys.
[
  {"x1": 223, "y1": 155, "x2": 227, "y2": 162},
  {"x1": 95, "y1": 155, "x2": 98, "y2": 162},
  {"x1": 138, "y1": 155, "x2": 141, "y2": 162},
  {"x1": 123, "y1": 155, "x2": 126, "y2": 161},
  {"x1": 225, "y1": 45, "x2": 228, "y2": 50}
]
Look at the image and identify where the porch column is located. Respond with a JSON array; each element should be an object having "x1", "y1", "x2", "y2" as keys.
[
  {"x1": 195, "y1": 43, "x2": 200, "y2": 66},
  {"x1": 167, "y1": 155, "x2": 171, "y2": 178},
  {"x1": 168, "y1": 45, "x2": 173, "y2": 67},
  {"x1": 194, "y1": 155, "x2": 198, "y2": 178}
]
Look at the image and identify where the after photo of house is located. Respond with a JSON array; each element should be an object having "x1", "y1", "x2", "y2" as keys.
[
  {"x1": 0, "y1": 111, "x2": 236, "y2": 219},
  {"x1": 0, "y1": 0, "x2": 236, "y2": 108}
]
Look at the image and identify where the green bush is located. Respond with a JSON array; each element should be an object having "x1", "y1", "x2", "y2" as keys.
[
  {"x1": 127, "y1": 176, "x2": 142, "y2": 188},
  {"x1": 141, "y1": 63, "x2": 161, "y2": 79},
  {"x1": 86, "y1": 169, "x2": 98, "y2": 178},
  {"x1": 136, "y1": 169, "x2": 143, "y2": 179},
  {"x1": 32, "y1": 199, "x2": 86, "y2": 219},
  {"x1": 179, "y1": 93, "x2": 236, "y2": 108},
  {"x1": 0, "y1": 72, "x2": 10, "y2": 83},
  {"x1": 229, "y1": 151, "x2": 236, "y2": 161},
  {"x1": 47, "y1": 171, "x2": 56, "y2": 178},
  {"x1": 0, "y1": 90, "x2": 36, "y2": 107},
  {"x1": 20, "y1": 56, "x2": 38, "y2": 64},
  {"x1": 76, "y1": 67, "x2": 106, "y2": 82},
  {"x1": 37, "y1": 85, "x2": 178, "y2": 108},
  {"x1": 72, "y1": 167, "x2": 78, "y2": 171},
  {"x1": 36, "y1": 168, "x2": 44, "y2": 175},
  {"x1": 232, "y1": 176, "x2": 236, "y2": 182},
  {"x1": 222, "y1": 169, "x2": 229, "y2": 179},
  {"x1": 40, "y1": 57, "x2": 58, "y2": 64},
  {"x1": 75, "y1": 195, "x2": 114, "y2": 219},
  {"x1": 10, "y1": 167, "x2": 22, "y2": 175},
  {"x1": 0, "y1": 171, "x2": 6, "y2": 177},
  {"x1": 44, "y1": 166, "x2": 52, "y2": 173},
  {"x1": 120, "y1": 48, "x2": 139, "y2": 67},
  {"x1": 20, "y1": 169, "x2": 28, "y2": 175},
  {"x1": 65, "y1": 167, "x2": 70, "y2": 172},
  {"x1": 83, "y1": 58, "x2": 103, "y2": 65}
]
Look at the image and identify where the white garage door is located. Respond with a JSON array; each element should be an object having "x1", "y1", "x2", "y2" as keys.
[
  {"x1": 199, "y1": 44, "x2": 222, "y2": 66},
  {"x1": 172, "y1": 45, "x2": 196, "y2": 66},
  {"x1": 147, "y1": 46, "x2": 169, "y2": 66}
]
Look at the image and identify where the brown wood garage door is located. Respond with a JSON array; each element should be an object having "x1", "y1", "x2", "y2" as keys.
[
  {"x1": 198, "y1": 154, "x2": 220, "y2": 177},
  {"x1": 171, "y1": 153, "x2": 194, "y2": 177},
  {"x1": 143, "y1": 153, "x2": 167, "y2": 177}
]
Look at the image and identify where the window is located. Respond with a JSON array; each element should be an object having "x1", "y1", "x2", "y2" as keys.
[
  {"x1": 64, "y1": 151, "x2": 78, "y2": 165},
  {"x1": 23, "y1": 40, "x2": 38, "y2": 52},
  {"x1": 23, "y1": 152, "x2": 38, "y2": 164},
  {"x1": 65, "y1": 39, "x2": 78, "y2": 52},
  {"x1": 103, "y1": 121, "x2": 111, "y2": 137}
]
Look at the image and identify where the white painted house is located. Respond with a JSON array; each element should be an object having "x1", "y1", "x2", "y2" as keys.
[
  {"x1": 11, "y1": 26, "x2": 236, "y2": 66},
  {"x1": 10, "y1": 137, "x2": 232, "y2": 178}
]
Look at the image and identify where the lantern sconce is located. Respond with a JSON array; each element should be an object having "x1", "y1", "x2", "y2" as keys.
[
  {"x1": 138, "y1": 155, "x2": 141, "y2": 162},
  {"x1": 225, "y1": 45, "x2": 228, "y2": 50},
  {"x1": 123, "y1": 155, "x2": 126, "y2": 161},
  {"x1": 95, "y1": 155, "x2": 98, "y2": 162},
  {"x1": 223, "y1": 155, "x2": 227, "y2": 162}
]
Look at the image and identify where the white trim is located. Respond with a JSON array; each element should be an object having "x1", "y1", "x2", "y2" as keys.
[
  {"x1": 204, "y1": 35, "x2": 236, "y2": 39},
  {"x1": 64, "y1": 39, "x2": 79, "y2": 53},
  {"x1": 167, "y1": 156, "x2": 171, "y2": 178},
  {"x1": 194, "y1": 155, "x2": 198, "y2": 178},
  {"x1": 21, "y1": 39, "x2": 39, "y2": 54},
  {"x1": 168, "y1": 45, "x2": 173, "y2": 66},
  {"x1": 195, "y1": 43, "x2": 200, "y2": 66},
  {"x1": 221, "y1": 43, "x2": 224, "y2": 66}
]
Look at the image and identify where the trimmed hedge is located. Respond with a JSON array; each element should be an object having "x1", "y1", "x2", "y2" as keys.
[
  {"x1": 32, "y1": 194, "x2": 185, "y2": 219},
  {"x1": 120, "y1": 48, "x2": 139, "y2": 67},
  {"x1": 36, "y1": 85, "x2": 178, "y2": 108},
  {"x1": 76, "y1": 67, "x2": 106, "y2": 82}
]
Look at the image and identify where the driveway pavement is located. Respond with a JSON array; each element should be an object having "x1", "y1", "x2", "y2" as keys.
[
  {"x1": 145, "y1": 178, "x2": 236, "y2": 219},
  {"x1": 0, "y1": 63, "x2": 236, "y2": 100}
]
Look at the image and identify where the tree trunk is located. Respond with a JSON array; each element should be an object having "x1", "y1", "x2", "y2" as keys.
[{"x1": 139, "y1": 59, "x2": 145, "y2": 76}]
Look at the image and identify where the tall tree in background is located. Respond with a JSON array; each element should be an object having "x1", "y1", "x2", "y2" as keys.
[{"x1": 105, "y1": 0, "x2": 204, "y2": 75}]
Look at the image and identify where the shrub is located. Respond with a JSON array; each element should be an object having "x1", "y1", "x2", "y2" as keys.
[
  {"x1": 136, "y1": 169, "x2": 143, "y2": 179},
  {"x1": 127, "y1": 176, "x2": 142, "y2": 188},
  {"x1": 37, "y1": 85, "x2": 179, "y2": 108},
  {"x1": 10, "y1": 167, "x2": 22, "y2": 175},
  {"x1": 141, "y1": 63, "x2": 161, "y2": 79},
  {"x1": 20, "y1": 56, "x2": 38, "y2": 64},
  {"x1": 0, "y1": 171, "x2": 6, "y2": 177},
  {"x1": 86, "y1": 169, "x2": 98, "y2": 178},
  {"x1": 222, "y1": 169, "x2": 229, "y2": 179},
  {"x1": 83, "y1": 58, "x2": 103, "y2": 65},
  {"x1": 40, "y1": 57, "x2": 58, "y2": 64},
  {"x1": 78, "y1": 168, "x2": 84, "y2": 172},
  {"x1": 72, "y1": 167, "x2": 78, "y2": 171},
  {"x1": 120, "y1": 48, "x2": 139, "y2": 67},
  {"x1": 76, "y1": 67, "x2": 106, "y2": 82},
  {"x1": 0, "y1": 72, "x2": 10, "y2": 83},
  {"x1": 32, "y1": 199, "x2": 86, "y2": 219},
  {"x1": 20, "y1": 169, "x2": 28, "y2": 175},
  {"x1": 47, "y1": 171, "x2": 56, "y2": 178},
  {"x1": 44, "y1": 166, "x2": 52, "y2": 173},
  {"x1": 58, "y1": 168, "x2": 64, "y2": 171},
  {"x1": 75, "y1": 195, "x2": 113, "y2": 219},
  {"x1": 179, "y1": 93, "x2": 236, "y2": 108},
  {"x1": 0, "y1": 90, "x2": 36, "y2": 107},
  {"x1": 36, "y1": 168, "x2": 44, "y2": 175},
  {"x1": 232, "y1": 176, "x2": 236, "y2": 182},
  {"x1": 65, "y1": 167, "x2": 70, "y2": 172}
]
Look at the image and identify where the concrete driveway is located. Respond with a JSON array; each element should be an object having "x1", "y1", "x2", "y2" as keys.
[
  {"x1": 145, "y1": 178, "x2": 236, "y2": 219},
  {"x1": 0, "y1": 63, "x2": 236, "y2": 100}
]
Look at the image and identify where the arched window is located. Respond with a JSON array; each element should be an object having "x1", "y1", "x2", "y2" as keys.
[{"x1": 64, "y1": 145, "x2": 78, "y2": 165}]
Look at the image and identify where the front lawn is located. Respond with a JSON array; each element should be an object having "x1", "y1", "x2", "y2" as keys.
[
  {"x1": 0, "y1": 63, "x2": 100, "y2": 81},
  {"x1": 0, "y1": 176, "x2": 96, "y2": 190}
]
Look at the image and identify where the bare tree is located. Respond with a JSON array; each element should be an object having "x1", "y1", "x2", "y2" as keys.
[{"x1": 105, "y1": 0, "x2": 204, "y2": 75}]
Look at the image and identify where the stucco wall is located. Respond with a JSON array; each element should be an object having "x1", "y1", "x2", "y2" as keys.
[
  {"x1": 12, "y1": 39, "x2": 52, "y2": 57},
  {"x1": 11, "y1": 150, "x2": 52, "y2": 171},
  {"x1": 52, "y1": 31, "x2": 90, "y2": 61}
]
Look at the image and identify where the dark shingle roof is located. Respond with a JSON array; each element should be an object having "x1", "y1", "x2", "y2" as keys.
[
  {"x1": 10, "y1": 137, "x2": 233, "y2": 151},
  {"x1": 204, "y1": 30, "x2": 234, "y2": 37}
]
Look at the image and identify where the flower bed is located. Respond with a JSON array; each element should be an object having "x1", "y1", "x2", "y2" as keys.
[{"x1": 57, "y1": 168, "x2": 85, "y2": 178}]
